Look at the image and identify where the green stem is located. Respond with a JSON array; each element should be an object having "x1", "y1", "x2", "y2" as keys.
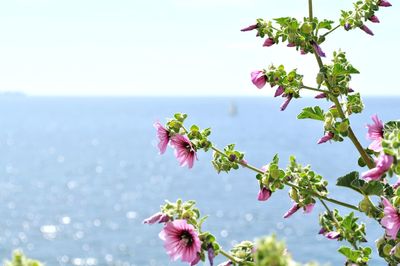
[
  {"x1": 301, "y1": 85, "x2": 330, "y2": 94},
  {"x1": 330, "y1": 97, "x2": 374, "y2": 169},
  {"x1": 211, "y1": 146, "x2": 358, "y2": 211},
  {"x1": 306, "y1": 0, "x2": 374, "y2": 169},
  {"x1": 308, "y1": 0, "x2": 313, "y2": 21},
  {"x1": 219, "y1": 249, "x2": 240, "y2": 264},
  {"x1": 321, "y1": 25, "x2": 340, "y2": 38}
]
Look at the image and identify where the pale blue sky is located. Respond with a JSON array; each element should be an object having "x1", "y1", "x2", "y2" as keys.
[{"x1": 0, "y1": 0, "x2": 398, "y2": 96}]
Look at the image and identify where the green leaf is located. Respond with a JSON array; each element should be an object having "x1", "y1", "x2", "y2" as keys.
[
  {"x1": 338, "y1": 246, "x2": 361, "y2": 262},
  {"x1": 317, "y1": 20, "x2": 334, "y2": 30},
  {"x1": 336, "y1": 171, "x2": 362, "y2": 194},
  {"x1": 297, "y1": 106, "x2": 325, "y2": 121},
  {"x1": 337, "y1": 171, "x2": 384, "y2": 196},
  {"x1": 360, "y1": 181, "x2": 384, "y2": 196}
]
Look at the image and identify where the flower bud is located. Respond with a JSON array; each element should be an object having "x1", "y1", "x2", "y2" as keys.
[
  {"x1": 338, "y1": 122, "x2": 349, "y2": 133},
  {"x1": 369, "y1": 15, "x2": 380, "y2": 23},
  {"x1": 379, "y1": 0, "x2": 392, "y2": 7},
  {"x1": 263, "y1": 38, "x2": 275, "y2": 47},
  {"x1": 360, "y1": 25, "x2": 374, "y2": 36},
  {"x1": 316, "y1": 72, "x2": 324, "y2": 85},
  {"x1": 301, "y1": 23, "x2": 313, "y2": 34},
  {"x1": 383, "y1": 244, "x2": 393, "y2": 256},
  {"x1": 241, "y1": 24, "x2": 258, "y2": 32}
]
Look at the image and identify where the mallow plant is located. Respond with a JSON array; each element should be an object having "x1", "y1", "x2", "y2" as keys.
[{"x1": 145, "y1": 0, "x2": 399, "y2": 265}]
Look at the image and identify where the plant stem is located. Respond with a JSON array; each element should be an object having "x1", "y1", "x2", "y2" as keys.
[
  {"x1": 306, "y1": 0, "x2": 373, "y2": 169},
  {"x1": 219, "y1": 249, "x2": 240, "y2": 264},
  {"x1": 321, "y1": 25, "x2": 341, "y2": 38},
  {"x1": 312, "y1": 54, "x2": 373, "y2": 168},
  {"x1": 308, "y1": 0, "x2": 313, "y2": 21},
  {"x1": 211, "y1": 146, "x2": 358, "y2": 211},
  {"x1": 301, "y1": 85, "x2": 330, "y2": 94}
]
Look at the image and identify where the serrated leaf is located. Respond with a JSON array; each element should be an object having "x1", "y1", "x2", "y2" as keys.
[
  {"x1": 297, "y1": 106, "x2": 325, "y2": 121},
  {"x1": 338, "y1": 246, "x2": 361, "y2": 262},
  {"x1": 336, "y1": 171, "x2": 363, "y2": 194}
]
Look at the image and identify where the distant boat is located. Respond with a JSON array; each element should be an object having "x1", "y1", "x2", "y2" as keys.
[{"x1": 229, "y1": 101, "x2": 237, "y2": 116}]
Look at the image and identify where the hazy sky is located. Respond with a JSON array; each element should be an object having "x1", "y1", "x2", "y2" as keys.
[{"x1": 0, "y1": 0, "x2": 398, "y2": 96}]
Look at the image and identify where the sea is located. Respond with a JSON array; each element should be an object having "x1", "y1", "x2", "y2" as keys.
[{"x1": 0, "y1": 96, "x2": 399, "y2": 266}]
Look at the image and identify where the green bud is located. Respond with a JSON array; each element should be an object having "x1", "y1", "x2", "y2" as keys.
[
  {"x1": 236, "y1": 250, "x2": 247, "y2": 259},
  {"x1": 290, "y1": 189, "x2": 299, "y2": 202},
  {"x1": 375, "y1": 237, "x2": 386, "y2": 250},
  {"x1": 338, "y1": 121, "x2": 349, "y2": 133},
  {"x1": 270, "y1": 168, "x2": 280, "y2": 179},
  {"x1": 316, "y1": 72, "x2": 324, "y2": 85},
  {"x1": 383, "y1": 244, "x2": 393, "y2": 256},
  {"x1": 358, "y1": 197, "x2": 371, "y2": 214},
  {"x1": 301, "y1": 23, "x2": 313, "y2": 34}
]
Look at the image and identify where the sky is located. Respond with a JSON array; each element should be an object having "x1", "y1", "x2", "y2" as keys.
[{"x1": 0, "y1": 0, "x2": 398, "y2": 96}]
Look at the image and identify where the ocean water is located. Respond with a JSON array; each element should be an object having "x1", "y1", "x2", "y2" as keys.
[{"x1": 0, "y1": 96, "x2": 399, "y2": 266}]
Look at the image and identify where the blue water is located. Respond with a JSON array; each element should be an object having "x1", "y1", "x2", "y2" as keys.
[{"x1": 0, "y1": 96, "x2": 398, "y2": 266}]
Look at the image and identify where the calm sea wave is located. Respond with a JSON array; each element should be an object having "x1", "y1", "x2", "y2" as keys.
[{"x1": 0, "y1": 96, "x2": 399, "y2": 266}]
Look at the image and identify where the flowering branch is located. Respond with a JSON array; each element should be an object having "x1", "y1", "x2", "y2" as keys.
[
  {"x1": 149, "y1": 0, "x2": 399, "y2": 265},
  {"x1": 211, "y1": 145, "x2": 358, "y2": 211}
]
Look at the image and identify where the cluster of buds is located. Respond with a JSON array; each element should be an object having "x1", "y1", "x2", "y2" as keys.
[
  {"x1": 241, "y1": 17, "x2": 334, "y2": 57},
  {"x1": 321, "y1": 51, "x2": 360, "y2": 97},
  {"x1": 212, "y1": 144, "x2": 245, "y2": 173},
  {"x1": 4, "y1": 251, "x2": 43, "y2": 266},
  {"x1": 319, "y1": 210, "x2": 370, "y2": 265},
  {"x1": 250, "y1": 65, "x2": 303, "y2": 111},
  {"x1": 340, "y1": 0, "x2": 393, "y2": 35},
  {"x1": 284, "y1": 156, "x2": 328, "y2": 218},
  {"x1": 256, "y1": 154, "x2": 286, "y2": 202}
]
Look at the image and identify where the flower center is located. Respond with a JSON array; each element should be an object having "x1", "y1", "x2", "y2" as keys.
[{"x1": 180, "y1": 231, "x2": 193, "y2": 247}]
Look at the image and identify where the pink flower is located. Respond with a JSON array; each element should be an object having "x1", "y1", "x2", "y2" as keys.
[
  {"x1": 280, "y1": 94, "x2": 293, "y2": 111},
  {"x1": 287, "y1": 42, "x2": 295, "y2": 47},
  {"x1": 366, "y1": 114, "x2": 384, "y2": 152},
  {"x1": 360, "y1": 25, "x2": 374, "y2": 36},
  {"x1": 191, "y1": 254, "x2": 201, "y2": 266},
  {"x1": 283, "y1": 203, "x2": 300, "y2": 218},
  {"x1": 263, "y1": 38, "x2": 275, "y2": 47},
  {"x1": 304, "y1": 203, "x2": 315, "y2": 213},
  {"x1": 143, "y1": 212, "x2": 170, "y2": 224},
  {"x1": 241, "y1": 24, "x2": 258, "y2": 32},
  {"x1": 170, "y1": 134, "x2": 197, "y2": 169},
  {"x1": 369, "y1": 15, "x2": 380, "y2": 23},
  {"x1": 381, "y1": 197, "x2": 400, "y2": 239},
  {"x1": 251, "y1": 70, "x2": 267, "y2": 89},
  {"x1": 257, "y1": 187, "x2": 272, "y2": 201},
  {"x1": 379, "y1": 0, "x2": 392, "y2": 7},
  {"x1": 362, "y1": 153, "x2": 393, "y2": 181},
  {"x1": 317, "y1": 132, "x2": 334, "y2": 144},
  {"x1": 284, "y1": 202, "x2": 314, "y2": 218},
  {"x1": 154, "y1": 122, "x2": 170, "y2": 154},
  {"x1": 274, "y1": 86, "x2": 284, "y2": 97},
  {"x1": 159, "y1": 219, "x2": 202, "y2": 264}
]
